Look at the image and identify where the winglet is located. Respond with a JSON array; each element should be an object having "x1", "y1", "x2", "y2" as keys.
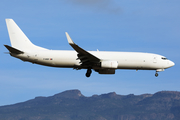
[{"x1": 65, "y1": 32, "x2": 74, "y2": 44}]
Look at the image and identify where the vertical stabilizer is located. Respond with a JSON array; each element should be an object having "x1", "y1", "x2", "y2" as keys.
[{"x1": 5, "y1": 19, "x2": 47, "y2": 51}]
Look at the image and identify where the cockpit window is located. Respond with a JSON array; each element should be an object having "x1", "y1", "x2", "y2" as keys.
[{"x1": 162, "y1": 57, "x2": 168, "y2": 60}]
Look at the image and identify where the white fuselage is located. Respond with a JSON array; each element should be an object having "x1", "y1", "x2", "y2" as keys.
[{"x1": 12, "y1": 50, "x2": 174, "y2": 70}]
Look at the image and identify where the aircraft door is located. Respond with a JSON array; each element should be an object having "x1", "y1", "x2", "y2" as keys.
[{"x1": 153, "y1": 56, "x2": 157, "y2": 63}]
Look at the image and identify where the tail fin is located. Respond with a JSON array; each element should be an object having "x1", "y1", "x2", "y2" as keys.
[{"x1": 5, "y1": 19, "x2": 47, "y2": 51}]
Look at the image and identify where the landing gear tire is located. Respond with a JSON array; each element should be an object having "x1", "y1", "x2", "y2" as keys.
[
  {"x1": 86, "y1": 69, "x2": 92, "y2": 77},
  {"x1": 155, "y1": 72, "x2": 158, "y2": 77}
]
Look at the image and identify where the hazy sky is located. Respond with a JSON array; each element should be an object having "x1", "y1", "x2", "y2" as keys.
[{"x1": 0, "y1": 0, "x2": 180, "y2": 106}]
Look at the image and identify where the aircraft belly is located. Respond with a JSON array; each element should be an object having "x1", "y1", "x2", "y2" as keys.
[
  {"x1": 117, "y1": 60, "x2": 162, "y2": 70},
  {"x1": 116, "y1": 58, "x2": 156, "y2": 70},
  {"x1": 38, "y1": 57, "x2": 78, "y2": 67},
  {"x1": 54, "y1": 59, "x2": 79, "y2": 67}
]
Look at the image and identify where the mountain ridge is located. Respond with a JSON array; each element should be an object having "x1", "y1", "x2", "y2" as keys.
[{"x1": 0, "y1": 90, "x2": 180, "y2": 120}]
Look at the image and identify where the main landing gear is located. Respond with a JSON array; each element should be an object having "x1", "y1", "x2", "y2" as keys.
[{"x1": 86, "y1": 68, "x2": 92, "y2": 77}]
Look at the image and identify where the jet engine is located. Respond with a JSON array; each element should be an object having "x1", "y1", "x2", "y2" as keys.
[{"x1": 101, "y1": 60, "x2": 118, "y2": 69}]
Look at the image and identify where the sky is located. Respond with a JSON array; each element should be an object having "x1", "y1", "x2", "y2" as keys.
[{"x1": 0, "y1": 0, "x2": 180, "y2": 106}]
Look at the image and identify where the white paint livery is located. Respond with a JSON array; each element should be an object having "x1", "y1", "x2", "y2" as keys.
[{"x1": 4, "y1": 19, "x2": 175, "y2": 77}]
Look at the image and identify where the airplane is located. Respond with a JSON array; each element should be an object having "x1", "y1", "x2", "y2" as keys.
[{"x1": 4, "y1": 19, "x2": 175, "y2": 77}]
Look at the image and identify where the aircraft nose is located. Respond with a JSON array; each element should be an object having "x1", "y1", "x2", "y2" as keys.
[{"x1": 169, "y1": 60, "x2": 175, "y2": 67}]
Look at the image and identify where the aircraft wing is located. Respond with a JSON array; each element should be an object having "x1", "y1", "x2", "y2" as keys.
[{"x1": 65, "y1": 32, "x2": 100, "y2": 66}]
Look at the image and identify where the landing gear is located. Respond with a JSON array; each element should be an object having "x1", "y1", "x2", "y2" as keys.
[
  {"x1": 86, "y1": 69, "x2": 92, "y2": 77},
  {"x1": 155, "y1": 72, "x2": 158, "y2": 77}
]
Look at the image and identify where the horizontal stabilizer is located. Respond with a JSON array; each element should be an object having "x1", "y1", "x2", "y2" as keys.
[{"x1": 4, "y1": 45, "x2": 24, "y2": 54}]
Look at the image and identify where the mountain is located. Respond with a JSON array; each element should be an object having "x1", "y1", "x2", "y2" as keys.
[{"x1": 0, "y1": 90, "x2": 180, "y2": 120}]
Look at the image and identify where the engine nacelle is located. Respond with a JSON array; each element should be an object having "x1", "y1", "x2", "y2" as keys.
[
  {"x1": 98, "y1": 69, "x2": 115, "y2": 74},
  {"x1": 101, "y1": 61, "x2": 118, "y2": 69}
]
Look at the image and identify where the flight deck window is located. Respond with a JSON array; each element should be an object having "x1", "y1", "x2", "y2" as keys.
[{"x1": 162, "y1": 57, "x2": 168, "y2": 60}]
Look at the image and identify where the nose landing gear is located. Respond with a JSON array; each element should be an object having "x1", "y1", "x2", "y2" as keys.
[
  {"x1": 86, "y1": 68, "x2": 92, "y2": 77},
  {"x1": 155, "y1": 72, "x2": 158, "y2": 77}
]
